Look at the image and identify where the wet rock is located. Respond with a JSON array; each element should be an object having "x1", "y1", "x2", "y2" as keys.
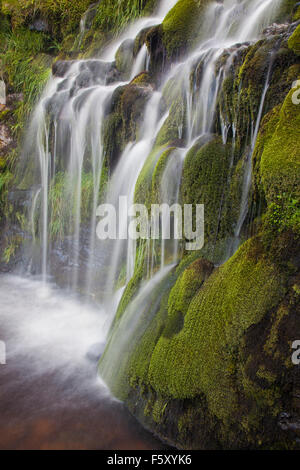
[
  {"x1": 45, "y1": 90, "x2": 70, "y2": 119},
  {"x1": 263, "y1": 22, "x2": 291, "y2": 37},
  {"x1": 0, "y1": 122, "x2": 13, "y2": 148},
  {"x1": 145, "y1": 25, "x2": 168, "y2": 78},
  {"x1": 86, "y1": 342, "x2": 106, "y2": 362},
  {"x1": 81, "y1": 2, "x2": 100, "y2": 31},
  {"x1": 115, "y1": 39, "x2": 134, "y2": 76},
  {"x1": 29, "y1": 17, "x2": 50, "y2": 33},
  {"x1": 103, "y1": 82, "x2": 153, "y2": 169},
  {"x1": 0, "y1": 80, "x2": 6, "y2": 105},
  {"x1": 134, "y1": 27, "x2": 152, "y2": 56},
  {"x1": 84, "y1": 60, "x2": 119, "y2": 84},
  {"x1": 52, "y1": 61, "x2": 76, "y2": 78},
  {"x1": 278, "y1": 412, "x2": 300, "y2": 440}
]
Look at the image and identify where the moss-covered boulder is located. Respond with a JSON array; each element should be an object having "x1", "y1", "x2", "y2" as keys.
[
  {"x1": 181, "y1": 136, "x2": 236, "y2": 245},
  {"x1": 101, "y1": 235, "x2": 299, "y2": 449},
  {"x1": 162, "y1": 0, "x2": 208, "y2": 60},
  {"x1": 103, "y1": 82, "x2": 152, "y2": 169},
  {"x1": 115, "y1": 39, "x2": 134, "y2": 77},
  {"x1": 2, "y1": 0, "x2": 94, "y2": 39},
  {"x1": 274, "y1": 0, "x2": 300, "y2": 22},
  {"x1": 288, "y1": 24, "x2": 300, "y2": 56},
  {"x1": 258, "y1": 89, "x2": 300, "y2": 205}
]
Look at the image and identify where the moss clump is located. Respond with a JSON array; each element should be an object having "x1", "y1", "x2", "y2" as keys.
[
  {"x1": 181, "y1": 136, "x2": 236, "y2": 244},
  {"x1": 151, "y1": 147, "x2": 178, "y2": 204},
  {"x1": 274, "y1": 0, "x2": 299, "y2": 22},
  {"x1": 131, "y1": 72, "x2": 152, "y2": 87},
  {"x1": 134, "y1": 145, "x2": 167, "y2": 208},
  {"x1": 294, "y1": 5, "x2": 300, "y2": 20},
  {"x1": 148, "y1": 238, "x2": 286, "y2": 402},
  {"x1": 258, "y1": 89, "x2": 300, "y2": 205},
  {"x1": 288, "y1": 24, "x2": 300, "y2": 56},
  {"x1": 162, "y1": 0, "x2": 207, "y2": 59},
  {"x1": 103, "y1": 83, "x2": 152, "y2": 169},
  {"x1": 2, "y1": 0, "x2": 94, "y2": 38},
  {"x1": 102, "y1": 235, "x2": 297, "y2": 448},
  {"x1": 115, "y1": 39, "x2": 134, "y2": 77},
  {"x1": 164, "y1": 258, "x2": 213, "y2": 338},
  {"x1": 155, "y1": 97, "x2": 186, "y2": 147}
]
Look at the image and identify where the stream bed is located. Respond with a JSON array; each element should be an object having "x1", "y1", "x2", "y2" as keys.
[{"x1": 0, "y1": 275, "x2": 165, "y2": 450}]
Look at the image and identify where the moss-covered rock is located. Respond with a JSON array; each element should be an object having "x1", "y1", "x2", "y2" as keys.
[
  {"x1": 115, "y1": 39, "x2": 134, "y2": 77},
  {"x1": 101, "y1": 235, "x2": 299, "y2": 449},
  {"x1": 134, "y1": 145, "x2": 168, "y2": 208},
  {"x1": 181, "y1": 136, "x2": 237, "y2": 245},
  {"x1": 274, "y1": 0, "x2": 299, "y2": 22},
  {"x1": 288, "y1": 24, "x2": 300, "y2": 56},
  {"x1": 103, "y1": 82, "x2": 152, "y2": 169},
  {"x1": 155, "y1": 97, "x2": 186, "y2": 147},
  {"x1": 162, "y1": 0, "x2": 208, "y2": 60},
  {"x1": 2, "y1": 0, "x2": 94, "y2": 39},
  {"x1": 258, "y1": 89, "x2": 300, "y2": 206}
]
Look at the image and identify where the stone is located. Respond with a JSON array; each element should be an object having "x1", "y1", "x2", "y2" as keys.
[{"x1": 0, "y1": 81, "x2": 6, "y2": 106}]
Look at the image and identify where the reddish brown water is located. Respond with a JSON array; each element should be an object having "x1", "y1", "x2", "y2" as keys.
[{"x1": 0, "y1": 275, "x2": 166, "y2": 450}]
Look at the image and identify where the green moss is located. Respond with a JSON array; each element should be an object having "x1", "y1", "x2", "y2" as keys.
[
  {"x1": 151, "y1": 147, "x2": 177, "y2": 204},
  {"x1": 155, "y1": 98, "x2": 186, "y2": 147},
  {"x1": 48, "y1": 171, "x2": 94, "y2": 240},
  {"x1": 294, "y1": 5, "x2": 300, "y2": 20},
  {"x1": 162, "y1": 0, "x2": 208, "y2": 59},
  {"x1": 274, "y1": 0, "x2": 299, "y2": 22},
  {"x1": 103, "y1": 235, "x2": 293, "y2": 447},
  {"x1": 181, "y1": 136, "x2": 235, "y2": 244},
  {"x1": 134, "y1": 145, "x2": 167, "y2": 208},
  {"x1": 115, "y1": 39, "x2": 134, "y2": 77},
  {"x1": 114, "y1": 258, "x2": 146, "y2": 322},
  {"x1": 288, "y1": 24, "x2": 300, "y2": 56},
  {"x1": 2, "y1": 0, "x2": 94, "y2": 38},
  {"x1": 164, "y1": 258, "x2": 213, "y2": 338},
  {"x1": 258, "y1": 89, "x2": 300, "y2": 205},
  {"x1": 2, "y1": 234, "x2": 22, "y2": 263},
  {"x1": 148, "y1": 238, "x2": 287, "y2": 416},
  {"x1": 131, "y1": 72, "x2": 152, "y2": 87},
  {"x1": 103, "y1": 83, "x2": 152, "y2": 169}
]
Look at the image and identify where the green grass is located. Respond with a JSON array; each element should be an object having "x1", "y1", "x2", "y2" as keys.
[{"x1": 94, "y1": 0, "x2": 157, "y2": 35}]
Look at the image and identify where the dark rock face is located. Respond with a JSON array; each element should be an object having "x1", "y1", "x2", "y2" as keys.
[
  {"x1": 52, "y1": 61, "x2": 76, "y2": 78},
  {"x1": 103, "y1": 82, "x2": 154, "y2": 169},
  {"x1": 145, "y1": 25, "x2": 168, "y2": 79},
  {"x1": 52, "y1": 60, "x2": 120, "y2": 87},
  {"x1": 29, "y1": 17, "x2": 50, "y2": 33}
]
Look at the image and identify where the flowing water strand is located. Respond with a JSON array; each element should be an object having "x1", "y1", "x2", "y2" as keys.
[
  {"x1": 104, "y1": 91, "x2": 166, "y2": 293},
  {"x1": 234, "y1": 55, "x2": 274, "y2": 241}
]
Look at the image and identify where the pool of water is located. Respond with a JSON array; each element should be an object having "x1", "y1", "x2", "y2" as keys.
[{"x1": 0, "y1": 275, "x2": 166, "y2": 450}]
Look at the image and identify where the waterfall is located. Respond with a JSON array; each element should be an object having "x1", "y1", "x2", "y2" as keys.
[{"x1": 13, "y1": 0, "x2": 284, "y2": 388}]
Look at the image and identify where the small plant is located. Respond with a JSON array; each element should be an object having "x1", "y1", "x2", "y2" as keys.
[{"x1": 266, "y1": 193, "x2": 300, "y2": 235}]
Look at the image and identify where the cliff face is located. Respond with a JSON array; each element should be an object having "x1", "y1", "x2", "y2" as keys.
[{"x1": 0, "y1": 0, "x2": 299, "y2": 450}]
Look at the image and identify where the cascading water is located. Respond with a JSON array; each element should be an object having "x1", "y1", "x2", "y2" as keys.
[
  {"x1": 1, "y1": 0, "x2": 288, "y2": 450},
  {"x1": 99, "y1": 0, "x2": 284, "y2": 380}
]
